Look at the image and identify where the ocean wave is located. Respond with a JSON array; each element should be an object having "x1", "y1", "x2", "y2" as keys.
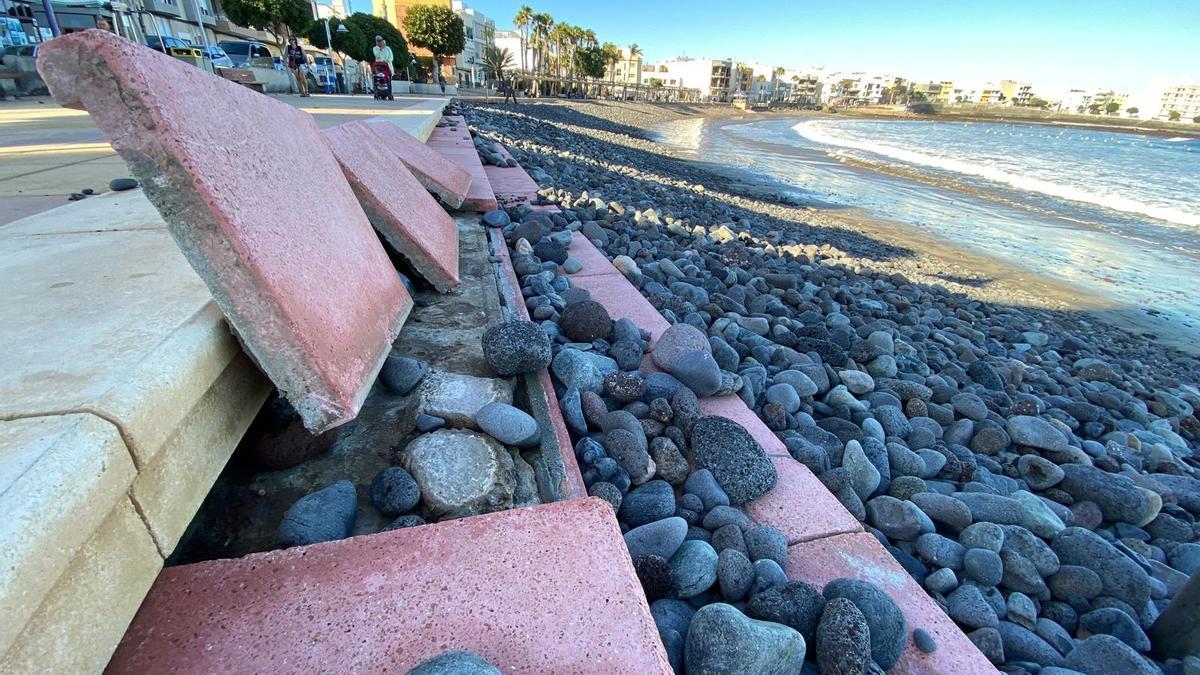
[{"x1": 792, "y1": 120, "x2": 1200, "y2": 228}]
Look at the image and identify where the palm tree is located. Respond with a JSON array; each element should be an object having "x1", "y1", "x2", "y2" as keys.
[
  {"x1": 513, "y1": 5, "x2": 532, "y2": 74},
  {"x1": 482, "y1": 45, "x2": 514, "y2": 84},
  {"x1": 601, "y1": 42, "x2": 621, "y2": 98},
  {"x1": 773, "y1": 66, "x2": 785, "y2": 101},
  {"x1": 530, "y1": 12, "x2": 553, "y2": 94},
  {"x1": 625, "y1": 43, "x2": 642, "y2": 100},
  {"x1": 549, "y1": 22, "x2": 570, "y2": 93}
]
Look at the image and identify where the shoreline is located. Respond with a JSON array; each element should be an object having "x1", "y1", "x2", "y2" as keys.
[
  {"x1": 660, "y1": 114, "x2": 1200, "y2": 356},
  {"x1": 470, "y1": 100, "x2": 1199, "y2": 365}
]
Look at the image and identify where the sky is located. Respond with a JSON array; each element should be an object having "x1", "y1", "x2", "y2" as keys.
[{"x1": 463, "y1": 0, "x2": 1198, "y2": 97}]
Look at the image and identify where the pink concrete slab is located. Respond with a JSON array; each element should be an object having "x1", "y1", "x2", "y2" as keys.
[
  {"x1": 323, "y1": 121, "x2": 459, "y2": 292},
  {"x1": 786, "y1": 533, "x2": 996, "y2": 675},
  {"x1": 568, "y1": 271, "x2": 671, "y2": 341},
  {"x1": 745, "y1": 456, "x2": 862, "y2": 544},
  {"x1": 430, "y1": 145, "x2": 498, "y2": 213},
  {"x1": 482, "y1": 145, "x2": 543, "y2": 207},
  {"x1": 108, "y1": 498, "x2": 670, "y2": 674},
  {"x1": 36, "y1": 30, "x2": 411, "y2": 433},
  {"x1": 366, "y1": 120, "x2": 472, "y2": 210}
]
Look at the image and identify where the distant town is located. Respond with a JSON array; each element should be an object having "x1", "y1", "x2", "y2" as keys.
[{"x1": 2, "y1": 0, "x2": 1197, "y2": 124}]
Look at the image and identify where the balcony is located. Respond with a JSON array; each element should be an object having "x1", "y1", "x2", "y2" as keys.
[{"x1": 142, "y1": 0, "x2": 185, "y2": 17}]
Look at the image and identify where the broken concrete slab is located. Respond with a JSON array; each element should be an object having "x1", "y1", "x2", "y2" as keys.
[
  {"x1": 366, "y1": 119, "x2": 472, "y2": 210},
  {"x1": 36, "y1": 31, "x2": 412, "y2": 432},
  {"x1": 323, "y1": 121, "x2": 460, "y2": 292},
  {"x1": 109, "y1": 498, "x2": 671, "y2": 673}
]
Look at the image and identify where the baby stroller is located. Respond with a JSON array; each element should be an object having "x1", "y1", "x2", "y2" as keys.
[{"x1": 372, "y1": 61, "x2": 393, "y2": 101}]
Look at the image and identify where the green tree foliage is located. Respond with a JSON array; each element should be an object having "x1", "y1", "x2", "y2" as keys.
[
  {"x1": 1027, "y1": 97, "x2": 1048, "y2": 108},
  {"x1": 482, "y1": 44, "x2": 514, "y2": 82},
  {"x1": 221, "y1": 0, "x2": 311, "y2": 42},
  {"x1": 1194, "y1": 115, "x2": 1200, "y2": 123},
  {"x1": 303, "y1": 17, "x2": 369, "y2": 61},
  {"x1": 1168, "y1": 109, "x2": 1181, "y2": 120},
  {"x1": 1105, "y1": 101, "x2": 1120, "y2": 114},
  {"x1": 1126, "y1": 106, "x2": 1139, "y2": 115},
  {"x1": 648, "y1": 77, "x2": 663, "y2": 87},
  {"x1": 574, "y1": 45, "x2": 606, "y2": 79},
  {"x1": 344, "y1": 13, "x2": 410, "y2": 72},
  {"x1": 402, "y1": 4, "x2": 465, "y2": 84},
  {"x1": 1088, "y1": 103, "x2": 1103, "y2": 114}
]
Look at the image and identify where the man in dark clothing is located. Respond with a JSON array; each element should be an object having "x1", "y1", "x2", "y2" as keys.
[{"x1": 286, "y1": 37, "x2": 309, "y2": 97}]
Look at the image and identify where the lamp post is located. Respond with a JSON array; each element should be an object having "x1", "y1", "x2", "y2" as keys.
[{"x1": 320, "y1": 18, "x2": 348, "y2": 94}]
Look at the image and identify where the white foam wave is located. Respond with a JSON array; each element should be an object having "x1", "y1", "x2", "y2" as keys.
[{"x1": 792, "y1": 120, "x2": 1200, "y2": 228}]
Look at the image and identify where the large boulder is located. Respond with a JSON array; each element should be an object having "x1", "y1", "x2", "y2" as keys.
[{"x1": 401, "y1": 430, "x2": 516, "y2": 520}]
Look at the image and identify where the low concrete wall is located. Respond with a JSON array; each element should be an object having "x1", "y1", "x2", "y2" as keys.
[
  {"x1": 247, "y1": 66, "x2": 296, "y2": 94},
  {"x1": 411, "y1": 83, "x2": 457, "y2": 96}
]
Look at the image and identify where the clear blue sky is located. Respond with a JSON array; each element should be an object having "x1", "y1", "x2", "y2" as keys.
[{"x1": 462, "y1": 0, "x2": 1198, "y2": 94}]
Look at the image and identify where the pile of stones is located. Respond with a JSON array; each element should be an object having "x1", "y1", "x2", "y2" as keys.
[
  {"x1": 489, "y1": 208, "x2": 930, "y2": 674},
  {"x1": 274, "y1": 345, "x2": 550, "y2": 547},
  {"x1": 468, "y1": 103, "x2": 1200, "y2": 675}
]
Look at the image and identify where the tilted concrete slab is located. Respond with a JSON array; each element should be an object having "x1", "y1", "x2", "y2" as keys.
[
  {"x1": 323, "y1": 121, "x2": 460, "y2": 292},
  {"x1": 109, "y1": 498, "x2": 672, "y2": 673},
  {"x1": 37, "y1": 30, "x2": 413, "y2": 432},
  {"x1": 0, "y1": 414, "x2": 135, "y2": 659},
  {"x1": 786, "y1": 533, "x2": 996, "y2": 674},
  {"x1": 366, "y1": 118, "x2": 472, "y2": 210},
  {"x1": 483, "y1": 142, "x2": 544, "y2": 208},
  {"x1": 0, "y1": 495, "x2": 161, "y2": 674},
  {"x1": 428, "y1": 115, "x2": 498, "y2": 213},
  {"x1": 358, "y1": 97, "x2": 448, "y2": 142}
]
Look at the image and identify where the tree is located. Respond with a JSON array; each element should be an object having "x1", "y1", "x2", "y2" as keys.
[
  {"x1": 1088, "y1": 102, "x2": 1102, "y2": 115},
  {"x1": 1126, "y1": 106, "x2": 1139, "y2": 116},
  {"x1": 575, "y1": 45, "x2": 605, "y2": 81},
  {"x1": 221, "y1": 0, "x2": 311, "y2": 44},
  {"x1": 1168, "y1": 109, "x2": 1181, "y2": 121},
  {"x1": 345, "y1": 13, "x2": 410, "y2": 74},
  {"x1": 1194, "y1": 115, "x2": 1200, "y2": 124},
  {"x1": 402, "y1": 3, "x2": 465, "y2": 86},
  {"x1": 1027, "y1": 97, "x2": 1048, "y2": 109},
  {"x1": 304, "y1": 17, "x2": 369, "y2": 61},
  {"x1": 1105, "y1": 101, "x2": 1120, "y2": 115},
  {"x1": 513, "y1": 5, "x2": 532, "y2": 73},
  {"x1": 481, "y1": 44, "x2": 513, "y2": 83},
  {"x1": 649, "y1": 77, "x2": 663, "y2": 88},
  {"x1": 628, "y1": 43, "x2": 642, "y2": 60}
]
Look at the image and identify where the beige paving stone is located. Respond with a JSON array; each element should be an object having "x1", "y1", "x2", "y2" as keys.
[
  {"x1": 0, "y1": 220, "x2": 242, "y2": 468},
  {"x1": 0, "y1": 188, "x2": 162, "y2": 238},
  {"x1": 0, "y1": 496, "x2": 162, "y2": 674},
  {"x1": 0, "y1": 414, "x2": 135, "y2": 657},
  {"x1": 132, "y1": 350, "x2": 271, "y2": 554}
]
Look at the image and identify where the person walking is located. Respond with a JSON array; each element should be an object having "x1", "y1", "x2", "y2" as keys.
[
  {"x1": 503, "y1": 75, "x2": 517, "y2": 104},
  {"x1": 372, "y1": 35, "x2": 394, "y2": 101},
  {"x1": 286, "y1": 37, "x2": 309, "y2": 97}
]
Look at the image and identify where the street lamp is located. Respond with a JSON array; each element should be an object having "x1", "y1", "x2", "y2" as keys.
[{"x1": 320, "y1": 18, "x2": 349, "y2": 93}]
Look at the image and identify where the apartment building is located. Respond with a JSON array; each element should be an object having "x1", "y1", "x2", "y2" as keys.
[
  {"x1": 912, "y1": 80, "x2": 954, "y2": 105},
  {"x1": 652, "y1": 57, "x2": 749, "y2": 101},
  {"x1": 373, "y1": 0, "x2": 475, "y2": 83},
  {"x1": 1157, "y1": 84, "x2": 1200, "y2": 121},
  {"x1": 604, "y1": 47, "x2": 643, "y2": 86},
  {"x1": 450, "y1": 0, "x2": 492, "y2": 86}
]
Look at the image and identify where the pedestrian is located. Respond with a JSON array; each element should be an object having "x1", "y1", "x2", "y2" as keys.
[
  {"x1": 372, "y1": 35, "x2": 394, "y2": 101},
  {"x1": 286, "y1": 36, "x2": 309, "y2": 97},
  {"x1": 504, "y1": 75, "x2": 517, "y2": 104}
]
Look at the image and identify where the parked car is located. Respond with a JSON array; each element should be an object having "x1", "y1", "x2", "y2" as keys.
[
  {"x1": 190, "y1": 44, "x2": 234, "y2": 69},
  {"x1": 218, "y1": 40, "x2": 275, "y2": 68},
  {"x1": 144, "y1": 35, "x2": 202, "y2": 59}
]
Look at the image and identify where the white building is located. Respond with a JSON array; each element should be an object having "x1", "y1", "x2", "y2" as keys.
[
  {"x1": 451, "y1": 0, "x2": 493, "y2": 86},
  {"x1": 1157, "y1": 84, "x2": 1200, "y2": 122},
  {"x1": 650, "y1": 57, "x2": 750, "y2": 101},
  {"x1": 492, "y1": 29, "x2": 534, "y2": 74}
]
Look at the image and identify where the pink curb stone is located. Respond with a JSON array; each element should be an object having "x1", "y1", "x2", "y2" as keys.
[
  {"x1": 108, "y1": 498, "x2": 671, "y2": 674},
  {"x1": 566, "y1": 230, "x2": 622, "y2": 277},
  {"x1": 428, "y1": 116, "x2": 498, "y2": 213},
  {"x1": 744, "y1": 456, "x2": 862, "y2": 544},
  {"x1": 366, "y1": 119, "x2": 472, "y2": 210},
  {"x1": 698, "y1": 394, "x2": 790, "y2": 457},
  {"x1": 786, "y1": 532, "x2": 996, "y2": 674},
  {"x1": 323, "y1": 121, "x2": 460, "y2": 292},
  {"x1": 484, "y1": 143, "x2": 544, "y2": 207},
  {"x1": 36, "y1": 31, "x2": 412, "y2": 433}
]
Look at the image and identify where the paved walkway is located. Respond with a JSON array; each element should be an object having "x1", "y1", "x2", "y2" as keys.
[{"x1": 0, "y1": 94, "x2": 448, "y2": 225}]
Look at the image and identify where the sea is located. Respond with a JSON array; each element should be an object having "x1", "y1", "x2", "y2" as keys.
[{"x1": 651, "y1": 115, "x2": 1200, "y2": 337}]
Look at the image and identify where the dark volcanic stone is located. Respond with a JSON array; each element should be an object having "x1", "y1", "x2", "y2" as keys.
[
  {"x1": 995, "y1": 620, "x2": 1065, "y2": 667},
  {"x1": 1051, "y1": 527, "x2": 1151, "y2": 610},
  {"x1": 745, "y1": 580, "x2": 826, "y2": 644},
  {"x1": 744, "y1": 525, "x2": 788, "y2": 568},
  {"x1": 109, "y1": 177, "x2": 139, "y2": 191},
  {"x1": 385, "y1": 514, "x2": 426, "y2": 530},
  {"x1": 913, "y1": 628, "x2": 937, "y2": 654},
  {"x1": 690, "y1": 416, "x2": 778, "y2": 505},
  {"x1": 1063, "y1": 635, "x2": 1158, "y2": 675},
  {"x1": 815, "y1": 597, "x2": 872, "y2": 675},
  {"x1": 669, "y1": 539, "x2": 719, "y2": 599},
  {"x1": 481, "y1": 320, "x2": 553, "y2": 376},
  {"x1": 823, "y1": 578, "x2": 907, "y2": 669},
  {"x1": 633, "y1": 554, "x2": 674, "y2": 601},
  {"x1": 277, "y1": 480, "x2": 357, "y2": 547},
  {"x1": 716, "y1": 548, "x2": 754, "y2": 601},
  {"x1": 559, "y1": 300, "x2": 613, "y2": 342},
  {"x1": 369, "y1": 466, "x2": 421, "y2": 516}
]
